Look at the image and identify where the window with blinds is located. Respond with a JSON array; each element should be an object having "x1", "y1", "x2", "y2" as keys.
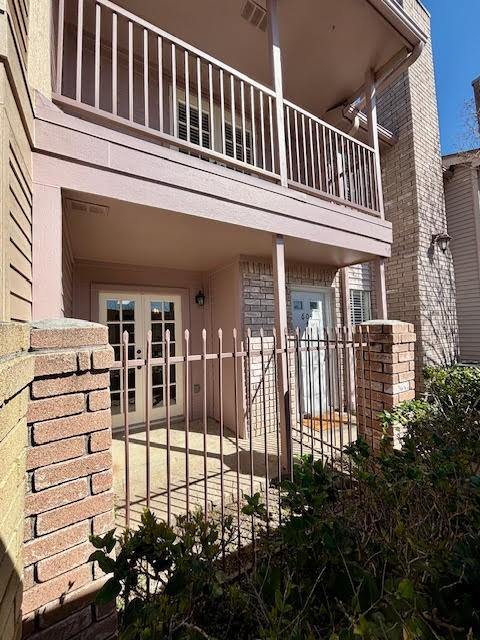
[
  {"x1": 178, "y1": 101, "x2": 211, "y2": 148},
  {"x1": 225, "y1": 122, "x2": 253, "y2": 165},
  {"x1": 350, "y1": 289, "x2": 372, "y2": 325}
]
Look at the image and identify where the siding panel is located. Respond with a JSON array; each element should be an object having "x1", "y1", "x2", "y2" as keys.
[
  {"x1": 6, "y1": 0, "x2": 30, "y2": 70},
  {"x1": 8, "y1": 140, "x2": 33, "y2": 320},
  {"x1": 445, "y1": 165, "x2": 480, "y2": 362}
]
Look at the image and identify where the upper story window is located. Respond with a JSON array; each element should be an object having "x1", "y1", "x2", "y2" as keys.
[
  {"x1": 177, "y1": 101, "x2": 211, "y2": 149},
  {"x1": 177, "y1": 96, "x2": 253, "y2": 166},
  {"x1": 225, "y1": 122, "x2": 252, "y2": 165}
]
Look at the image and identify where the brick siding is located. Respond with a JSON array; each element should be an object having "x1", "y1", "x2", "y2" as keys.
[
  {"x1": 355, "y1": 321, "x2": 416, "y2": 450},
  {"x1": 240, "y1": 258, "x2": 341, "y2": 436},
  {"x1": 22, "y1": 320, "x2": 116, "y2": 640},
  {"x1": 378, "y1": 0, "x2": 458, "y2": 386}
]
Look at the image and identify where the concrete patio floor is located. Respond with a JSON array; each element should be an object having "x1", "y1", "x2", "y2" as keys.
[{"x1": 112, "y1": 416, "x2": 357, "y2": 529}]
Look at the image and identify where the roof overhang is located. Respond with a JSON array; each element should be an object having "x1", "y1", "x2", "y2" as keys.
[
  {"x1": 443, "y1": 149, "x2": 480, "y2": 171},
  {"x1": 365, "y1": 0, "x2": 428, "y2": 51}
]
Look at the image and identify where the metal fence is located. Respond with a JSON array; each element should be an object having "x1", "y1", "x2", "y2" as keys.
[{"x1": 110, "y1": 325, "x2": 374, "y2": 555}]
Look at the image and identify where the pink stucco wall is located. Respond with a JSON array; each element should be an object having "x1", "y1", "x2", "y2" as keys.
[{"x1": 207, "y1": 261, "x2": 245, "y2": 436}]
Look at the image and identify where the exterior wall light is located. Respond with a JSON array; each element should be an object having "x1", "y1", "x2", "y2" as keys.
[
  {"x1": 195, "y1": 291, "x2": 205, "y2": 306},
  {"x1": 431, "y1": 232, "x2": 452, "y2": 254}
]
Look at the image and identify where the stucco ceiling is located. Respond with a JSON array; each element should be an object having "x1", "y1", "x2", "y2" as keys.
[{"x1": 64, "y1": 191, "x2": 372, "y2": 272}]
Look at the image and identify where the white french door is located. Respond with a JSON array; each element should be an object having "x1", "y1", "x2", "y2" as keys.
[
  {"x1": 291, "y1": 288, "x2": 333, "y2": 417},
  {"x1": 99, "y1": 292, "x2": 184, "y2": 428}
]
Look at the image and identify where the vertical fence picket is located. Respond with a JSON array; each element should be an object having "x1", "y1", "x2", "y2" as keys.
[
  {"x1": 128, "y1": 21, "x2": 133, "y2": 121},
  {"x1": 122, "y1": 330, "x2": 130, "y2": 528},
  {"x1": 184, "y1": 330, "x2": 190, "y2": 515},
  {"x1": 294, "y1": 328, "x2": 303, "y2": 456},
  {"x1": 171, "y1": 43, "x2": 177, "y2": 137},
  {"x1": 145, "y1": 330, "x2": 152, "y2": 509},
  {"x1": 246, "y1": 329, "x2": 256, "y2": 558},
  {"x1": 94, "y1": 3, "x2": 101, "y2": 109},
  {"x1": 202, "y1": 329, "x2": 208, "y2": 517},
  {"x1": 218, "y1": 329, "x2": 225, "y2": 566},
  {"x1": 233, "y1": 329, "x2": 242, "y2": 567},
  {"x1": 112, "y1": 12, "x2": 117, "y2": 115},
  {"x1": 165, "y1": 328, "x2": 172, "y2": 526},
  {"x1": 273, "y1": 329, "x2": 282, "y2": 526},
  {"x1": 185, "y1": 50, "x2": 190, "y2": 143},
  {"x1": 143, "y1": 29, "x2": 149, "y2": 128},
  {"x1": 158, "y1": 36, "x2": 163, "y2": 131},
  {"x1": 76, "y1": 0, "x2": 84, "y2": 102},
  {"x1": 260, "y1": 329, "x2": 270, "y2": 534},
  {"x1": 316, "y1": 328, "x2": 325, "y2": 460}
]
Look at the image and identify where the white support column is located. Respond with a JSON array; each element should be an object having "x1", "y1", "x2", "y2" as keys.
[
  {"x1": 272, "y1": 233, "x2": 291, "y2": 472},
  {"x1": 33, "y1": 183, "x2": 64, "y2": 319},
  {"x1": 365, "y1": 69, "x2": 385, "y2": 218},
  {"x1": 267, "y1": 0, "x2": 288, "y2": 188},
  {"x1": 373, "y1": 257, "x2": 388, "y2": 320},
  {"x1": 340, "y1": 267, "x2": 351, "y2": 327},
  {"x1": 366, "y1": 69, "x2": 388, "y2": 319}
]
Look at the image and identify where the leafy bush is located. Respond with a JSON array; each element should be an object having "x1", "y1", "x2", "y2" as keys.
[{"x1": 91, "y1": 366, "x2": 480, "y2": 639}]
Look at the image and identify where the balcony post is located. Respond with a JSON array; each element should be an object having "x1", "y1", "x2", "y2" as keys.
[
  {"x1": 373, "y1": 257, "x2": 388, "y2": 319},
  {"x1": 272, "y1": 234, "x2": 292, "y2": 474},
  {"x1": 267, "y1": 0, "x2": 288, "y2": 188},
  {"x1": 366, "y1": 70, "x2": 388, "y2": 319}
]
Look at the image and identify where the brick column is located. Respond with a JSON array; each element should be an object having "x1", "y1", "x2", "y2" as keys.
[
  {"x1": 0, "y1": 323, "x2": 33, "y2": 640},
  {"x1": 22, "y1": 320, "x2": 116, "y2": 639},
  {"x1": 355, "y1": 320, "x2": 416, "y2": 451}
]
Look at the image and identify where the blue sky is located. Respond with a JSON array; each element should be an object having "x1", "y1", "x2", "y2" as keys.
[{"x1": 422, "y1": 0, "x2": 480, "y2": 155}]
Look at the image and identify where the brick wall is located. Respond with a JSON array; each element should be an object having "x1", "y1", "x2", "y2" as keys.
[
  {"x1": 22, "y1": 319, "x2": 116, "y2": 640},
  {"x1": 0, "y1": 323, "x2": 33, "y2": 640},
  {"x1": 378, "y1": 0, "x2": 458, "y2": 386},
  {"x1": 240, "y1": 258, "x2": 341, "y2": 436},
  {"x1": 241, "y1": 258, "x2": 341, "y2": 335}
]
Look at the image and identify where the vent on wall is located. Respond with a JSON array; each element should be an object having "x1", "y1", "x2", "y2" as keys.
[
  {"x1": 241, "y1": 0, "x2": 268, "y2": 31},
  {"x1": 65, "y1": 198, "x2": 109, "y2": 216}
]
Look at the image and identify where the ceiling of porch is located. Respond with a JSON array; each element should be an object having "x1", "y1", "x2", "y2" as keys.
[{"x1": 63, "y1": 191, "x2": 374, "y2": 272}]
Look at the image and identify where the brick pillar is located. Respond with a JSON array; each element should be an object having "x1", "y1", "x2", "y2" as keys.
[
  {"x1": 22, "y1": 319, "x2": 116, "y2": 639},
  {"x1": 355, "y1": 320, "x2": 416, "y2": 451},
  {"x1": 0, "y1": 323, "x2": 33, "y2": 640}
]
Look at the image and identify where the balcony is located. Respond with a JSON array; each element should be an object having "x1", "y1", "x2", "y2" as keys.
[{"x1": 53, "y1": 0, "x2": 389, "y2": 218}]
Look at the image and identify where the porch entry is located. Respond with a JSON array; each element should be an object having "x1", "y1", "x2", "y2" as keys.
[
  {"x1": 291, "y1": 288, "x2": 333, "y2": 417},
  {"x1": 99, "y1": 292, "x2": 184, "y2": 428}
]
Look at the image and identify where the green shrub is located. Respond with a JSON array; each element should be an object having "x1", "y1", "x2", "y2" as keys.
[{"x1": 91, "y1": 366, "x2": 480, "y2": 639}]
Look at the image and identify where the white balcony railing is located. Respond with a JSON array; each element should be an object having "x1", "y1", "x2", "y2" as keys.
[{"x1": 53, "y1": 0, "x2": 382, "y2": 216}]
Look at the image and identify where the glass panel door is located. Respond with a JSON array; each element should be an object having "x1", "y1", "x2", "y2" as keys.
[
  {"x1": 99, "y1": 293, "x2": 145, "y2": 428},
  {"x1": 145, "y1": 295, "x2": 184, "y2": 421},
  {"x1": 99, "y1": 292, "x2": 184, "y2": 427},
  {"x1": 291, "y1": 289, "x2": 331, "y2": 417}
]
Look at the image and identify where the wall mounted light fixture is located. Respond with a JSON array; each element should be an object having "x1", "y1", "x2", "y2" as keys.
[
  {"x1": 195, "y1": 290, "x2": 205, "y2": 306},
  {"x1": 431, "y1": 232, "x2": 452, "y2": 254}
]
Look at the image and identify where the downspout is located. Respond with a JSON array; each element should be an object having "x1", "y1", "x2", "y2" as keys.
[
  {"x1": 376, "y1": 40, "x2": 425, "y2": 95},
  {"x1": 348, "y1": 113, "x2": 361, "y2": 138},
  {"x1": 351, "y1": 40, "x2": 425, "y2": 110}
]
